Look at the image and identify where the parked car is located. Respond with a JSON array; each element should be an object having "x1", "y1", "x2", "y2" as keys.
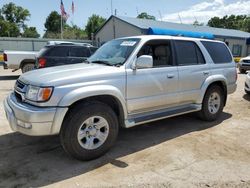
[
  {"x1": 2, "y1": 50, "x2": 37, "y2": 73},
  {"x1": 245, "y1": 72, "x2": 250, "y2": 95},
  {"x1": 4, "y1": 35, "x2": 237, "y2": 161},
  {"x1": 35, "y1": 42, "x2": 97, "y2": 69},
  {"x1": 239, "y1": 55, "x2": 250, "y2": 73}
]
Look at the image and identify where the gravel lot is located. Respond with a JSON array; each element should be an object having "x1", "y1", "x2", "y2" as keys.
[{"x1": 0, "y1": 69, "x2": 250, "y2": 188}]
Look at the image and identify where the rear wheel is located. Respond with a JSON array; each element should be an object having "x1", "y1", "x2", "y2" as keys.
[
  {"x1": 60, "y1": 102, "x2": 119, "y2": 161},
  {"x1": 239, "y1": 68, "x2": 246, "y2": 74},
  {"x1": 199, "y1": 85, "x2": 224, "y2": 121},
  {"x1": 21, "y1": 63, "x2": 34, "y2": 73}
]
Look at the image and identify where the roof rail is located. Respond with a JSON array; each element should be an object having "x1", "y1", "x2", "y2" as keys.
[{"x1": 47, "y1": 41, "x2": 93, "y2": 47}]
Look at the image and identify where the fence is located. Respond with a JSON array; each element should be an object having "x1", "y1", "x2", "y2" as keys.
[{"x1": 0, "y1": 37, "x2": 92, "y2": 52}]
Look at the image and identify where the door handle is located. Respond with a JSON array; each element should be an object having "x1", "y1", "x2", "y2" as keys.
[
  {"x1": 167, "y1": 74, "x2": 175, "y2": 79},
  {"x1": 203, "y1": 71, "x2": 209, "y2": 76}
]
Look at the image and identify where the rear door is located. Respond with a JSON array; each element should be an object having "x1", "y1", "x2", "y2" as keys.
[
  {"x1": 174, "y1": 40, "x2": 210, "y2": 105},
  {"x1": 46, "y1": 46, "x2": 70, "y2": 67},
  {"x1": 69, "y1": 46, "x2": 91, "y2": 64}
]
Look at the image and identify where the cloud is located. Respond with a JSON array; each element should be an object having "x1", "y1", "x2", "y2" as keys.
[{"x1": 162, "y1": 0, "x2": 250, "y2": 24}]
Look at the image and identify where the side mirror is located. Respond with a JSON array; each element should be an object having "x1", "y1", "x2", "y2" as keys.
[{"x1": 134, "y1": 55, "x2": 153, "y2": 69}]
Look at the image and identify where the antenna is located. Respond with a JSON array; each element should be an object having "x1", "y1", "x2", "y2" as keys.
[
  {"x1": 115, "y1": 9, "x2": 117, "y2": 16},
  {"x1": 178, "y1": 13, "x2": 183, "y2": 24},
  {"x1": 136, "y1": 7, "x2": 139, "y2": 15},
  {"x1": 158, "y1": 10, "x2": 163, "y2": 21}
]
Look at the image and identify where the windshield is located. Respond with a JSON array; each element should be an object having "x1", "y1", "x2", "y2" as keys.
[{"x1": 88, "y1": 38, "x2": 140, "y2": 66}]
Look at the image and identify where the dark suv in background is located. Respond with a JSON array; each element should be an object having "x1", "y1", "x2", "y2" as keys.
[{"x1": 35, "y1": 42, "x2": 98, "y2": 69}]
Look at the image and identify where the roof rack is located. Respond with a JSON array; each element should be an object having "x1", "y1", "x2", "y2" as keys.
[{"x1": 47, "y1": 41, "x2": 93, "y2": 47}]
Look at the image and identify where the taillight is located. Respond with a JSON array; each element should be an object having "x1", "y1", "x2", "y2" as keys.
[
  {"x1": 3, "y1": 53, "x2": 7, "y2": 61},
  {"x1": 38, "y1": 58, "x2": 46, "y2": 68}
]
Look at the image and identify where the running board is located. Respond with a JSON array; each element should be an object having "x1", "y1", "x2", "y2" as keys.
[{"x1": 125, "y1": 104, "x2": 201, "y2": 128}]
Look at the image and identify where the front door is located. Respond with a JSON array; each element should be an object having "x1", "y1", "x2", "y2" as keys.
[{"x1": 126, "y1": 39, "x2": 179, "y2": 114}]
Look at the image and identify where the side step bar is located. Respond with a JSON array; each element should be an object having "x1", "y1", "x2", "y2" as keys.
[{"x1": 125, "y1": 104, "x2": 201, "y2": 128}]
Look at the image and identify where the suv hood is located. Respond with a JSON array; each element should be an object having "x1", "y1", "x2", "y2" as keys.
[{"x1": 19, "y1": 63, "x2": 125, "y2": 86}]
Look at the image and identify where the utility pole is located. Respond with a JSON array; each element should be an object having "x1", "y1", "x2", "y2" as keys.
[
  {"x1": 111, "y1": 0, "x2": 113, "y2": 15},
  {"x1": 136, "y1": 7, "x2": 139, "y2": 15}
]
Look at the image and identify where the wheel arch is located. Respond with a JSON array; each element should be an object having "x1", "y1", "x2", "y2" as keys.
[
  {"x1": 19, "y1": 59, "x2": 35, "y2": 69},
  {"x1": 200, "y1": 76, "x2": 228, "y2": 106}
]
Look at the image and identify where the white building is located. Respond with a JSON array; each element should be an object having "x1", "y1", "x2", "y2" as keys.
[{"x1": 95, "y1": 16, "x2": 250, "y2": 57}]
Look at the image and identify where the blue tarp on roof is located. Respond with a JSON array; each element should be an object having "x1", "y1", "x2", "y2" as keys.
[{"x1": 147, "y1": 27, "x2": 215, "y2": 39}]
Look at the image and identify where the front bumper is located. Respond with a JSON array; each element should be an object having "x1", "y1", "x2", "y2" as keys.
[
  {"x1": 239, "y1": 63, "x2": 250, "y2": 70},
  {"x1": 4, "y1": 93, "x2": 68, "y2": 136},
  {"x1": 245, "y1": 75, "x2": 250, "y2": 92}
]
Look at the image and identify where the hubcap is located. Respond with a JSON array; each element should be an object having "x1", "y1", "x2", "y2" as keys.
[
  {"x1": 208, "y1": 92, "x2": 221, "y2": 114},
  {"x1": 77, "y1": 116, "x2": 109, "y2": 150}
]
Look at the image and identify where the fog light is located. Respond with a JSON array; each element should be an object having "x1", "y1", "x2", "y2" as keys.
[{"x1": 17, "y1": 120, "x2": 32, "y2": 129}]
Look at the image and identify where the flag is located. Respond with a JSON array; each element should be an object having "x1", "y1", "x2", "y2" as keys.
[
  {"x1": 71, "y1": 1, "x2": 74, "y2": 14},
  {"x1": 60, "y1": 0, "x2": 69, "y2": 20}
]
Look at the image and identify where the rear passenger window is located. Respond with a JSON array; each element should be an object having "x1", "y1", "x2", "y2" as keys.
[
  {"x1": 48, "y1": 46, "x2": 69, "y2": 57},
  {"x1": 70, "y1": 47, "x2": 90, "y2": 57},
  {"x1": 175, "y1": 40, "x2": 205, "y2": 66},
  {"x1": 201, "y1": 41, "x2": 232, "y2": 63}
]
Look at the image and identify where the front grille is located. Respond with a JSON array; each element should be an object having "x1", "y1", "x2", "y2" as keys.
[
  {"x1": 242, "y1": 64, "x2": 250, "y2": 67},
  {"x1": 246, "y1": 83, "x2": 249, "y2": 89},
  {"x1": 15, "y1": 80, "x2": 25, "y2": 90},
  {"x1": 243, "y1": 60, "x2": 250, "y2": 63},
  {"x1": 14, "y1": 91, "x2": 23, "y2": 102}
]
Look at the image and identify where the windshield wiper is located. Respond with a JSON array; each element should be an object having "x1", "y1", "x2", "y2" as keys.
[{"x1": 91, "y1": 60, "x2": 113, "y2": 66}]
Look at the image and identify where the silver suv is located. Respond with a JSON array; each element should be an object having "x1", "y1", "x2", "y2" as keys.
[{"x1": 4, "y1": 35, "x2": 237, "y2": 160}]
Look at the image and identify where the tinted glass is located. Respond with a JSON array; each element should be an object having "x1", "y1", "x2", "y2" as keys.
[
  {"x1": 138, "y1": 40, "x2": 173, "y2": 67},
  {"x1": 196, "y1": 45, "x2": 205, "y2": 64},
  {"x1": 47, "y1": 46, "x2": 69, "y2": 57},
  {"x1": 37, "y1": 46, "x2": 50, "y2": 57},
  {"x1": 70, "y1": 47, "x2": 90, "y2": 57},
  {"x1": 201, "y1": 41, "x2": 232, "y2": 63},
  {"x1": 175, "y1": 41, "x2": 198, "y2": 65}
]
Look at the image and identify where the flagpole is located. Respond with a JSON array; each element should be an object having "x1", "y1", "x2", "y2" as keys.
[{"x1": 61, "y1": 14, "x2": 63, "y2": 39}]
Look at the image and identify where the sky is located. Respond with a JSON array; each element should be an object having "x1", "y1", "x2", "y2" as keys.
[{"x1": 0, "y1": 0, "x2": 250, "y2": 36}]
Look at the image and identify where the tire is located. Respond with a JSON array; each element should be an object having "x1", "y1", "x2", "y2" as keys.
[
  {"x1": 60, "y1": 101, "x2": 119, "y2": 161},
  {"x1": 245, "y1": 89, "x2": 250, "y2": 95},
  {"x1": 198, "y1": 85, "x2": 224, "y2": 121},
  {"x1": 239, "y1": 68, "x2": 246, "y2": 74},
  {"x1": 21, "y1": 63, "x2": 34, "y2": 73}
]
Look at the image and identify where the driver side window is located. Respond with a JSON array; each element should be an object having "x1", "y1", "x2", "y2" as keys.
[{"x1": 137, "y1": 40, "x2": 173, "y2": 67}]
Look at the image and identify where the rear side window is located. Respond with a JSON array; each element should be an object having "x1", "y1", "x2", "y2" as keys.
[
  {"x1": 90, "y1": 47, "x2": 98, "y2": 54},
  {"x1": 69, "y1": 47, "x2": 90, "y2": 57},
  {"x1": 175, "y1": 40, "x2": 205, "y2": 66},
  {"x1": 47, "y1": 46, "x2": 70, "y2": 57},
  {"x1": 201, "y1": 41, "x2": 232, "y2": 63}
]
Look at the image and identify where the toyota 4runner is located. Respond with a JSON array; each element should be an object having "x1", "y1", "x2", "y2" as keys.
[{"x1": 4, "y1": 35, "x2": 237, "y2": 160}]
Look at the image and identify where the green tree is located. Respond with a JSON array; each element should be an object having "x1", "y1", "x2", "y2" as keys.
[
  {"x1": 137, "y1": 12, "x2": 156, "y2": 20},
  {"x1": 208, "y1": 14, "x2": 250, "y2": 32},
  {"x1": 193, "y1": 20, "x2": 204, "y2": 26},
  {"x1": 63, "y1": 24, "x2": 87, "y2": 39},
  {"x1": 44, "y1": 11, "x2": 62, "y2": 37},
  {"x1": 1, "y1": 2, "x2": 30, "y2": 30},
  {"x1": 0, "y1": 19, "x2": 19, "y2": 37},
  {"x1": 85, "y1": 14, "x2": 106, "y2": 39},
  {"x1": 22, "y1": 26, "x2": 40, "y2": 38}
]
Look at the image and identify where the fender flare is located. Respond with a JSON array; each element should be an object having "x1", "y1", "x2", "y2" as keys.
[
  {"x1": 58, "y1": 85, "x2": 128, "y2": 118},
  {"x1": 198, "y1": 75, "x2": 228, "y2": 104}
]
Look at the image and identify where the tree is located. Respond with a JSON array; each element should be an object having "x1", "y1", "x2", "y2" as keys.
[
  {"x1": 207, "y1": 14, "x2": 250, "y2": 32},
  {"x1": 63, "y1": 24, "x2": 87, "y2": 39},
  {"x1": 137, "y1": 12, "x2": 156, "y2": 20},
  {"x1": 44, "y1": 11, "x2": 62, "y2": 36},
  {"x1": 1, "y1": 2, "x2": 30, "y2": 30},
  {"x1": 22, "y1": 27, "x2": 40, "y2": 38},
  {"x1": 193, "y1": 20, "x2": 204, "y2": 26},
  {"x1": 85, "y1": 14, "x2": 106, "y2": 39},
  {"x1": 0, "y1": 19, "x2": 19, "y2": 37}
]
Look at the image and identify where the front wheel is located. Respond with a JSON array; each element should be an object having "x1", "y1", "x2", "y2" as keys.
[
  {"x1": 60, "y1": 102, "x2": 119, "y2": 161},
  {"x1": 198, "y1": 85, "x2": 224, "y2": 121},
  {"x1": 239, "y1": 68, "x2": 246, "y2": 74}
]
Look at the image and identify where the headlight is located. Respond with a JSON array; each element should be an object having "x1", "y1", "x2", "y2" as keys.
[{"x1": 25, "y1": 85, "x2": 53, "y2": 102}]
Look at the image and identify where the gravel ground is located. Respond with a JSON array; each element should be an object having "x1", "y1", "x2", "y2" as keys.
[{"x1": 0, "y1": 69, "x2": 249, "y2": 188}]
